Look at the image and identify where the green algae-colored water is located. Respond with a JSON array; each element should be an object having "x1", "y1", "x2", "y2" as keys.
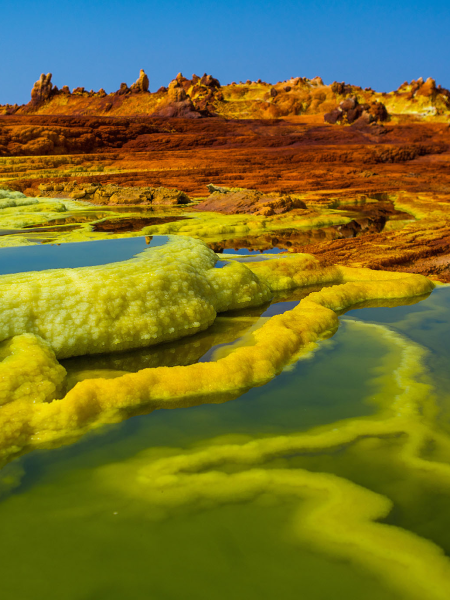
[{"x1": 1, "y1": 259, "x2": 449, "y2": 600}]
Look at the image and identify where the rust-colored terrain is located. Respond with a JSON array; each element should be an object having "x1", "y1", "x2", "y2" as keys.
[{"x1": 1, "y1": 70, "x2": 450, "y2": 280}]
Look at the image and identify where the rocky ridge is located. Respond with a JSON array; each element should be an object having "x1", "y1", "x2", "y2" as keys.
[{"x1": 2, "y1": 71, "x2": 449, "y2": 122}]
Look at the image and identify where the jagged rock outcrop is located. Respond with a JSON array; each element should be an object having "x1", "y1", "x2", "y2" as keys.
[
  {"x1": 331, "y1": 81, "x2": 353, "y2": 96},
  {"x1": 150, "y1": 74, "x2": 221, "y2": 118},
  {"x1": 187, "y1": 73, "x2": 221, "y2": 113},
  {"x1": 324, "y1": 96, "x2": 388, "y2": 125},
  {"x1": 130, "y1": 69, "x2": 149, "y2": 93},
  {"x1": 31, "y1": 73, "x2": 55, "y2": 104},
  {"x1": 29, "y1": 70, "x2": 150, "y2": 107},
  {"x1": 154, "y1": 78, "x2": 200, "y2": 118},
  {"x1": 199, "y1": 74, "x2": 220, "y2": 89},
  {"x1": 397, "y1": 77, "x2": 450, "y2": 102},
  {"x1": 167, "y1": 79, "x2": 188, "y2": 102},
  {"x1": 1, "y1": 103, "x2": 19, "y2": 115},
  {"x1": 116, "y1": 83, "x2": 130, "y2": 96},
  {"x1": 4, "y1": 70, "x2": 447, "y2": 121},
  {"x1": 415, "y1": 77, "x2": 436, "y2": 98},
  {"x1": 393, "y1": 78, "x2": 450, "y2": 116}
]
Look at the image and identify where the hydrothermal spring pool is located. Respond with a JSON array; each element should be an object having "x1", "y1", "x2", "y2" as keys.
[{"x1": 0, "y1": 238, "x2": 449, "y2": 600}]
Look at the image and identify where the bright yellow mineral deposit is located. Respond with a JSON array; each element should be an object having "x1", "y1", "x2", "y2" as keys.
[
  {"x1": 0, "y1": 236, "x2": 271, "y2": 359},
  {"x1": 0, "y1": 237, "x2": 434, "y2": 465}
]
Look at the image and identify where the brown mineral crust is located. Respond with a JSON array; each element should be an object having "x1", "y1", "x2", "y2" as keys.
[
  {"x1": 1, "y1": 116, "x2": 448, "y2": 190},
  {"x1": 299, "y1": 226, "x2": 450, "y2": 282},
  {"x1": 194, "y1": 188, "x2": 307, "y2": 215},
  {"x1": 298, "y1": 202, "x2": 450, "y2": 282},
  {"x1": 0, "y1": 113, "x2": 450, "y2": 282},
  {"x1": 0, "y1": 120, "x2": 449, "y2": 220},
  {"x1": 34, "y1": 181, "x2": 190, "y2": 205}
]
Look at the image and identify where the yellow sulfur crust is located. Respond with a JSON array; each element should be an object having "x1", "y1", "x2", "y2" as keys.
[
  {"x1": 0, "y1": 239, "x2": 434, "y2": 464},
  {"x1": 0, "y1": 333, "x2": 66, "y2": 406},
  {"x1": 0, "y1": 236, "x2": 271, "y2": 359}
]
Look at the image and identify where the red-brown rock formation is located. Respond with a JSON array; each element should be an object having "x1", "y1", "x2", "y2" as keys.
[
  {"x1": 30, "y1": 73, "x2": 56, "y2": 105},
  {"x1": 324, "y1": 96, "x2": 389, "y2": 125},
  {"x1": 130, "y1": 69, "x2": 150, "y2": 93}
]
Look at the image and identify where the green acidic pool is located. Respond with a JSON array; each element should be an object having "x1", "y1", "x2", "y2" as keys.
[{"x1": 0, "y1": 281, "x2": 449, "y2": 599}]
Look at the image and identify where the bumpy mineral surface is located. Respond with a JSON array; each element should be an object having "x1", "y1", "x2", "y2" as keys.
[{"x1": 0, "y1": 236, "x2": 272, "y2": 359}]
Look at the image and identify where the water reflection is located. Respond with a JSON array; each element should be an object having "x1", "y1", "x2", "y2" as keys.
[{"x1": 0, "y1": 235, "x2": 168, "y2": 275}]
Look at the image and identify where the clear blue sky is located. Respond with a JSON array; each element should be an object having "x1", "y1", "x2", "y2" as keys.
[{"x1": 1, "y1": 0, "x2": 449, "y2": 105}]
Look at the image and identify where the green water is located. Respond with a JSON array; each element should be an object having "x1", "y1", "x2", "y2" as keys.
[{"x1": 1, "y1": 287, "x2": 450, "y2": 599}]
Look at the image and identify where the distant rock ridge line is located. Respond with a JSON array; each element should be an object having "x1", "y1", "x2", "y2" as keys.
[
  {"x1": 30, "y1": 69, "x2": 152, "y2": 104},
  {"x1": 17, "y1": 69, "x2": 222, "y2": 118},
  {"x1": 1, "y1": 71, "x2": 449, "y2": 121}
]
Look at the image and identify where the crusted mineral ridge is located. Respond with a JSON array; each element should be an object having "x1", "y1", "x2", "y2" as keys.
[{"x1": 0, "y1": 236, "x2": 272, "y2": 359}]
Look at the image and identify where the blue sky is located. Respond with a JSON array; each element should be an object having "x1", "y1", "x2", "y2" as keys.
[{"x1": 1, "y1": 0, "x2": 449, "y2": 105}]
